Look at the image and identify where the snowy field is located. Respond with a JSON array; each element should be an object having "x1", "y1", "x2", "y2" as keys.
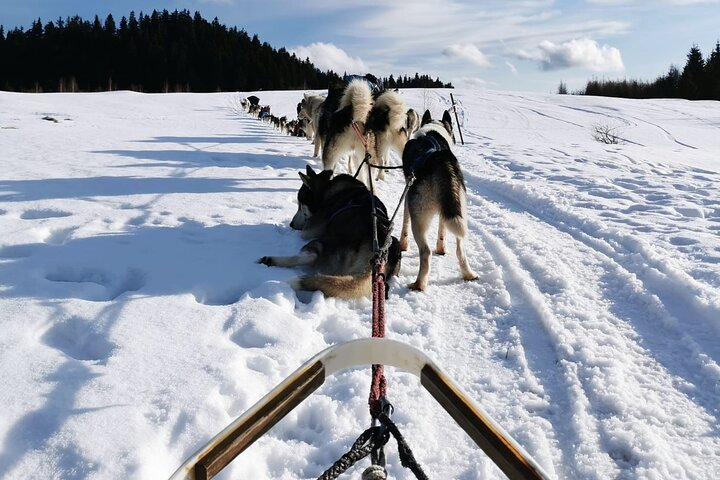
[{"x1": 1, "y1": 87, "x2": 719, "y2": 479}]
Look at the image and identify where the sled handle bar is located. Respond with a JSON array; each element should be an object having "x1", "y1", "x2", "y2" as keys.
[{"x1": 169, "y1": 338, "x2": 551, "y2": 480}]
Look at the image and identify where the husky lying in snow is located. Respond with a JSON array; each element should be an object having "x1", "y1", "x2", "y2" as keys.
[
  {"x1": 400, "y1": 110, "x2": 478, "y2": 291},
  {"x1": 259, "y1": 166, "x2": 401, "y2": 298}
]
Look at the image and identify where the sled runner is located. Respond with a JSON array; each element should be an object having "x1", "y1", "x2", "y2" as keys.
[{"x1": 169, "y1": 338, "x2": 550, "y2": 480}]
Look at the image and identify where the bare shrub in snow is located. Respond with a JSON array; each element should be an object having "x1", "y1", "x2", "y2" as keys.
[{"x1": 592, "y1": 122, "x2": 624, "y2": 144}]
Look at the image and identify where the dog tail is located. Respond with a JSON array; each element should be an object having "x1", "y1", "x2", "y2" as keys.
[
  {"x1": 440, "y1": 174, "x2": 470, "y2": 239},
  {"x1": 339, "y1": 79, "x2": 373, "y2": 124},
  {"x1": 291, "y1": 271, "x2": 373, "y2": 299},
  {"x1": 382, "y1": 91, "x2": 408, "y2": 132}
]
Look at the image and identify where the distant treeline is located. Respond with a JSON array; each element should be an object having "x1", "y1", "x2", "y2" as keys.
[
  {"x1": 383, "y1": 74, "x2": 452, "y2": 89},
  {"x1": 0, "y1": 9, "x2": 452, "y2": 93},
  {"x1": 577, "y1": 42, "x2": 720, "y2": 100}
]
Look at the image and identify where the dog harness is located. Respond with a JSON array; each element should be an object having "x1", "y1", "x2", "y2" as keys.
[
  {"x1": 407, "y1": 133, "x2": 444, "y2": 174},
  {"x1": 327, "y1": 193, "x2": 388, "y2": 224}
]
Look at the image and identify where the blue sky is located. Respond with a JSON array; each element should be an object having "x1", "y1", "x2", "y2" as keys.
[{"x1": 2, "y1": 0, "x2": 719, "y2": 93}]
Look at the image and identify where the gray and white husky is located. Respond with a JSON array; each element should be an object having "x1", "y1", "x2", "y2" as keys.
[
  {"x1": 259, "y1": 166, "x2": 401, "y2": 298},
  {"x1": 298, "y1": 92, "x2": 325, "y2": 154},
  {"x1": 365, "y1": 89, "x2": 420, "y2": 180},
  {"x1": 399, "y1": 110, "x2": 477, "y2": 291}
]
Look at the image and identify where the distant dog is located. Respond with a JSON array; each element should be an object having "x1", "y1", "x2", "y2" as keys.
[
  {"x1": 400, "y1": 110, "x2": 477, "y2": 291},
  {"x1": 366, "y1": 89, "x2": 420, "y2": 180},
  {"x1": 322, "y1": 80, "x2": 374, "y2": 175},
  {"x1": 259, "y1": 166, "x2": 401, "y2": 298},
  {"x1": 298, "y1": 92, "x2": 324, "y2": 152}
]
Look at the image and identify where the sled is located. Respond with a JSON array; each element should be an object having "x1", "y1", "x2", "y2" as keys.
[{"x1": 169, "y1": 338, "x2": 550, "y2": 480}]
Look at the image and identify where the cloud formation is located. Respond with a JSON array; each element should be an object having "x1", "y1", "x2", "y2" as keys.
[
  {"x1": 290, "y1": 42, "x2": 368, "y2": 74},
  {"x1": 443, "y1": 44, "x2": 491, "y2": 67},
  {"x1": 516, "y1": 38, "x2": 624, "y2": 71}
]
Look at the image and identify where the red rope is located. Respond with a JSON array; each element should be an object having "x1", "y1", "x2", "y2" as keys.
[
  {"x1": 369, "y1": 260, "x2": 387, "y2": 415},
  {"x1": 351, "y1": 121, "x2": 369, "y2": 153}
]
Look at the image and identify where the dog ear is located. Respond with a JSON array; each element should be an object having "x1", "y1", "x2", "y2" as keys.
[
  {"x1": 305, "y1": 165, "x2": 317, "y2": 177},
  {"x1": 421, "y1": 110, "x2": 432, "y2": 126},
  {"x1": 442, "y1": 110, "x2": 453, "y2": 133},
  {"x1": 299, "y1": 171, "x2": 312, "y2": 188}
]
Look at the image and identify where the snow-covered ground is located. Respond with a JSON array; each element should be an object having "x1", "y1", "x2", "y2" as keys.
[{"x1": 1, "y1": 88, "x2": 719, "y2": 479}]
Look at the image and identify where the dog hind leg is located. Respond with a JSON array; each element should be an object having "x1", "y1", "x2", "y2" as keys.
[
  {"x1": 444, "y1": 215, "x2": 478, "y2": 281},
  {"x1": 408, "y1": 213, "x2": 432, "y2": 291},
  {"x1": 455, "y1": 235, "x2": 478, "y2": 281},
  {"x1": 435, "y1": 219, "x2": 446, "y2": 255},
  {"x1": 399, "y1": 198, "x2": 411, "y2": 251}
]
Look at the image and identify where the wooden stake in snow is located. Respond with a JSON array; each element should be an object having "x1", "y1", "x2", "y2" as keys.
[{"x1": 450, "y1": 93, "x2": 465, "y2": 145}]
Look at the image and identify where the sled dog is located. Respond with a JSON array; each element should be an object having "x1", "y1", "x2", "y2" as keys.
[
  {"x1": 306, "y1": 85, "x2": 344, "y2": 159},
  {"x1": 321, "y1": 79, "x2": 374, "y2": 175},
  {"x1": 298, "y1": 92, "x2": 324, "y2": 152},
  {"x1": 399, "y1": 110, "x2": 478, "y2": 291},
  {"x1": 366, "y1": 89, "x2": 420, "y2": 180},
  {"x1": 259, "y1": 166, "x2": 401, "y2": 298}
]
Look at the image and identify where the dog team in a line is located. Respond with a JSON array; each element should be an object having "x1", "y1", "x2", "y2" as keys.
[{"x1": 244, "y1": 79, "x2": 478, "y2": 297}]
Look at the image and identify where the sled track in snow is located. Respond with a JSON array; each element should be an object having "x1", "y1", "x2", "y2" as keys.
[{"x1": 459, "y1": 177, "x2": 720, "y2": 478}]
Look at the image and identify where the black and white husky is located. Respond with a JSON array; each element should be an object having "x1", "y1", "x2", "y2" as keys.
[
  {"x1": 259, "y1": 166, "x2": 401, "y2": 298},
  {"x1": 399, "y1": 110, "x2": 478, "y2": 291},
  {"x1": 321, "y1": 80, "x2": 374, "y2": 174}
]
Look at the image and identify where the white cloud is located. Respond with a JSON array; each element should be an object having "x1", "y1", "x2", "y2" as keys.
[
  {"x1": 443, "y1": 44, "x2": 491, "y2": 67},
  {"x1": 516, "y1": 38, "x2": 624, "y2": 71},
  {"x1": 586, "y1": 0, "x2": 718, "y2": 4},
  {"x1": 455, "y1": 76, "x2": 491, "y2": 88},
  {"x1": 505, "y1": 61, "x2": 519, "y2": 75},
  {"x1": 290, "y1": 42, "x2": 368, "y2": 74}
]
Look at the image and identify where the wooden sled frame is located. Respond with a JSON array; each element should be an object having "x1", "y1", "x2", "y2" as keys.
[{"x1": 170, "y1": 338, "x2": 550, "y2": 480}]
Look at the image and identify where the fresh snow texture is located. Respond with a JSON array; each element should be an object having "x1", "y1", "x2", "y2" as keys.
[{"x1": 1, "y1": 89, "x2": 719, "y2": 479}]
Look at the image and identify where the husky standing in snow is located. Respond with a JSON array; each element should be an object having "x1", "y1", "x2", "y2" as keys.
[
  {"x1": 298, "y1": 92, "x2": 324, "y2": 153},
  {"x1": 400, "y1": 110, "x2": 478, "y2": 291},
  {"x1": 258, "y1": 166, "x2": 401, "y2": 298},
  {"x1": 365, "y1": 89, "x2": 420, "y2": 180},
  {"x1": 321, "y1": 79, "x2": 374, "y2": 175}
]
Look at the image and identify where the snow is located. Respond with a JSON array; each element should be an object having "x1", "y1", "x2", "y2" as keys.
[{"x1": 1, "y1": 87, "x2": 719, "y2": 479}]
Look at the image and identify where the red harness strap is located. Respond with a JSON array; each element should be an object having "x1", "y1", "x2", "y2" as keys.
[{"x1": 369, "y1": 260, "x2": 387, "y2": 415}]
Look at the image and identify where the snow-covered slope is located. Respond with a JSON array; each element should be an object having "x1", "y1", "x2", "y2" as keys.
[{"x1": 1, "y1": 88, "x2": 719, "y2": 479}]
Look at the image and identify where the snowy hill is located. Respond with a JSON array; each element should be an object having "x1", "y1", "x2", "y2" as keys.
[{"x1": 1, "y1": 88, "x2": 719, "y2": 479}]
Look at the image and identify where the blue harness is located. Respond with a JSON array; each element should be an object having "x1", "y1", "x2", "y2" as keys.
[{"x1": 408, "y1": 133, "x2": 444, "y2": 173}]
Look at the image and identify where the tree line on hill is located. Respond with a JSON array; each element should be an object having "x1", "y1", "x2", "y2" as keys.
[
  {"x1": 562, "y1": 42, "x2": 720, "y2": 100},
  {"x1": 0, "y1": 9, "x2": 452, "y2": 93}
]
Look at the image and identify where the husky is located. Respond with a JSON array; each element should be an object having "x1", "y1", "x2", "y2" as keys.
[
  {"x1": 303, "y1": 85, "x2": 344, "y2": 159},
  {"x1": 366, "y1": 89, "x2": 420, "y2": 180},
  {"x1": 321, "y1": 80, "x2": 374, "y2": 175},
  {"x1": 259, "y1": 166, "x2": 401, "y2": 298},
  {"x1": 399, "y1": 110, "x2": 478, "y2": 291},
  {"x1": 298, "y1": 92, "x2": 324, "y2": 152}
]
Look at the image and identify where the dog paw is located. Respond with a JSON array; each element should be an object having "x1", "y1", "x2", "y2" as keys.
[
  {"x1": 433, "y1": 249, "x2": 446, "y2": 256},
  {"x1": 463, "y1": 272, "x2": 479, "y2": 281},
  {"x1": 258, "y1": 256, "x2": 274, "y2": 266},
  {"x1": 399, "y1": 240, "x2": 409, "y2": 251},
  {"x1": 407, "y1": 281, "x2": 425, "y2": 291}
]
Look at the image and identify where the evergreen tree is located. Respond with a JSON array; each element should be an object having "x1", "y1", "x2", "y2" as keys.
[
  {"x1": 679, "y1": 45, "x2": 705, "y2": 100},
  {"x1": 0, "y1": 10, "x2": 451, "y2": 93},
  {"x1": 704, "y1": 41, "x2": 720, "y2": 99}
]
